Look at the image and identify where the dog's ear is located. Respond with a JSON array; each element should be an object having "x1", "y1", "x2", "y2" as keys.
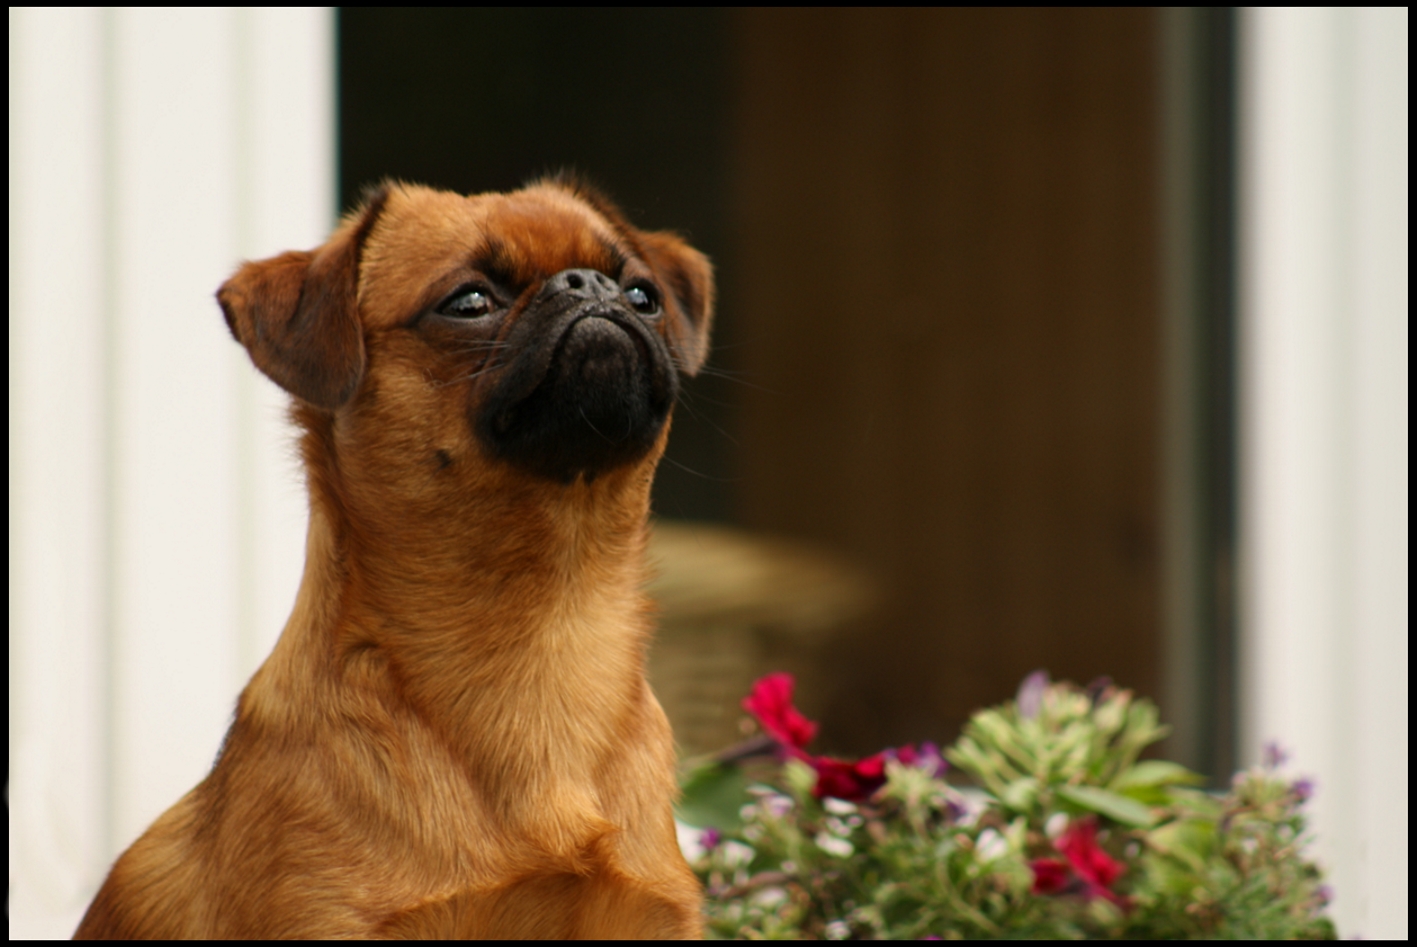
[
  {"x1": 217, "y1": 188, "x2": 390, "y2": 409},
  {"x1": 637, "y1": 230, "x2": 714, "y2": 377}
]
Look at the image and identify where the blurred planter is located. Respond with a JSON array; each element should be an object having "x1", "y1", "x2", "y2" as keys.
[{"x1": 646, "y1": 520, "x2": 875, "y2": 755}]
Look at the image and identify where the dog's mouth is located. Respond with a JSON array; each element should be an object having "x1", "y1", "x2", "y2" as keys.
[
  {"x1": 535, "y1": 313, "x2": 652, "y2": 411},
  {"x1": 477, "y1": 303, "x2": 677, "y2": 483}
]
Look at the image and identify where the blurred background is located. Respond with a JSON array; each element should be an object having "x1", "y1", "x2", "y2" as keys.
[
  {"x1": 10, "y1": 8, "x2": 1407, "y2": 938},
  {"x1": 343, "y1": 7, "x2": 1210, "y2": 771}
]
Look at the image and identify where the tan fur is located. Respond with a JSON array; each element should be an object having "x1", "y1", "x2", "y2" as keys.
[{"x1": 74, "y1": 180, "x2": 712, "y2": 939}]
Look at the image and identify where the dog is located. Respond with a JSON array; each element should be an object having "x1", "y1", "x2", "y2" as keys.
[{"x1": 74, "y1": 177, "x2": 712, "y2": 939}]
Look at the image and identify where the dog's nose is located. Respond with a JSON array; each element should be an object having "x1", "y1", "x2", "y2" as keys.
[{"x1": 545, "y1": 268, "x2": 620, "y2": 303}]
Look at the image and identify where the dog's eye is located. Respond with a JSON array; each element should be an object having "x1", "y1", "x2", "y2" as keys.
[
  {"x1": 440, "y1": 288, "x2": 494, "y2": 319},
  {"x1": 625, "y1": 284, "x2": 661, "y2": 316}
]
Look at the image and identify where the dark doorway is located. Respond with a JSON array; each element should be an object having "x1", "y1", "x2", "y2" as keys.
[
  {"x1": 729, "y1": 9, "x2": 1165, "y2": 758},
  {"x1": 339, "y1": 9, "x2": 1236, "y2": 779},
  {"x1": 339, "y1": 8, "x2": 738, "y2": 523}
]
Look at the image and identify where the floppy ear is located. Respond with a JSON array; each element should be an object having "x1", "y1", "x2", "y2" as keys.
[
  {"x1": 638, "y1": 230, "x2": 714, "y2": 376},
  {"x1": 217, "y1": 188, "x2": 389, "y2": 409}
]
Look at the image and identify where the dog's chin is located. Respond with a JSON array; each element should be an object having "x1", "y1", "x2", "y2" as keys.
[{"x1": 478, "y1": 314, "x2": 677, "y2": 484}]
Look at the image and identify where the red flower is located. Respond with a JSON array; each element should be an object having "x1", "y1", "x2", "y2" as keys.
[
  {"x1": 742, "y1": 673, "x2": 930, "y2": 803},
  {"x1": 1030, "y1": 817, "x2": 1128, "y2": 906},
  {"x1": 742, "y1": 673, "x2": 818, "y2": 750},
  {"x1": 808, "y1": 753, "x2": 889, "y2": 802},
  {"x1": 1030, "y1": 858, "x2": 1069, "y2": 894},
  {"x1": 1057, "y1": 818, "x2": 1123, "y2": 898}
]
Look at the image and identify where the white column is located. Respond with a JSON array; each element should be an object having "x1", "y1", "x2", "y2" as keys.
[
  {"x1": 1239, "y1": 7, "x2": 1408, "y2": 939},
  {"x1": 10, "y1": 9, "x2": 111, "y2": 936},
  {"x1": 8, "y1": 9, "x2": 333, "y2": 938}
]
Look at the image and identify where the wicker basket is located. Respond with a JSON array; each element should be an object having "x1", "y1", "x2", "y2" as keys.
[{"x1": 645, "y1": 520, "x2": 875, "y2": 755}]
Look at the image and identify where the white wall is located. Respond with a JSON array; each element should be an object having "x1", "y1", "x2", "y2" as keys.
[
  {"x1": 1239, "y1": 7, "x2": 1408, "y2": 939},
  {"x1": 9, "y1": 8, "x2": 332, "y2": 938}
]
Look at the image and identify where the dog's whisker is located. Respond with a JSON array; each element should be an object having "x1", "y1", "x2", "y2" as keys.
[
  {"x1": 673, "y1": 395, "x2": 740, "y2": 447},
  {"x1": 692, "y1": 366, "x2": 775, "y2": 392},
  {"x1": 578, "y1": 405, "x2": 620, "y2": 445},
  {"x1": 425, "y1": 360, "x2": 511, "y2": 389},
  {"x1": 658, "y1": 454, "x2": 742, "y2": 483},
  {"x1": 679, "y1": 389, "x2": 738, "y2": 411}
]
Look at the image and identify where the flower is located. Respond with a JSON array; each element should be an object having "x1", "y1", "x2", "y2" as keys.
[
  {"x1": 698, "y1": 672, "x2": 1337, "y2": 940},
  {"x1": 1056, "y1": 818, "x2": 1126, "y2": 904},
  {"x1": 808, "y1": 741, "x2": 946, "y2": 802},
  {"x1": 743, "y1": 673, "x2": 901, "y2": 801},
  {"x1": 719, "y1": 840, "x2": 755, "y2": 869},
  {"x1": 750, "y1": 886, "x2": 788, "y2": 908},
  {"x1": 699, "y1": 827, "x2": 722, "y2": 852},
  {"x1": 1058, "y1": 819, "x2": 1123, "y2": 895},
  {"x1": 1030, "y1": 857, "x2": 1069, "y2": 894},
  {"x1": 975, "y1": 828, "x2": 1009, "y2": 862},
  {"x1": 1030, "y1": 817, "x2": 1127, "y2": 906},
  {"x1": 1017, "y1": 669, "x2": 1050, "y2": 719},
  {"x1": 742, "y1": 673, "x2": 818, "y2": 750},
  {"x1": 808, "y1": 753, "x2": 888, "y2": 801},
  {"x1": 1085, "y1": 676, "x2": 1116, "y2": 706},
  {"x1": 943, "y1": 789, "x2": 983, "y2": 827},
  {"x1": 1262, "y1": 741, "x2": 1290, "y2": 769},
  {"x1": 759, "y1": 792, "x2": 794, "y2": 818},
  {"x1": 892, "y1": 741, "x2": 948, "y2": 778},
  {"x1": 815, "y1": 831, "x2": 855, "y2": 858}
]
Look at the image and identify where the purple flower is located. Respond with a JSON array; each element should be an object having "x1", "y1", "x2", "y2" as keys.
[
  {"x1": 889, "y1": 742, "x2": 948, "y2": 778},
  {"x1": 1017, "y1": 670, "x2": 1050, "y2": 719},
  {"x1": 1292, "y1": 777, "x2": 1315, "y2": 802},
  {"x1": 918, "y1": 741, "x2": 948, "y2": 778},
  {"x1": 1262, "y1": 741, "x2": 1290, "y2": 769},
  {"x1": 944, "y1": 797, "x2": 970, "y2": 825},
  {"x1": 699, "y1": 827, "x2": 722, "y2": 852}
]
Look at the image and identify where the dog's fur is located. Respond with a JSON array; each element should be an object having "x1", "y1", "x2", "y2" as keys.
[{"x1": 74, "y1": 179, "x2": 712, "y2": 939}]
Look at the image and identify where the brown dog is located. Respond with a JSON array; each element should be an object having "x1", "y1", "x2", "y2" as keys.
[{"x1": 74, "y1": 178, "x2": 712, "y2": 939}]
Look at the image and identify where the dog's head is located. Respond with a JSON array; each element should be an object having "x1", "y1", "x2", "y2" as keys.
[{"x1": 218, "y1": 179, "x2": 712, "y2": 486}]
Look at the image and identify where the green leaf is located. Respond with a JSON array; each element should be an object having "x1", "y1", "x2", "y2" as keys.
[
  {"x1": 1001, "y1": 776, "x2": 1040, "y2": 812},
  {"x1": 1118, "y1": 783, "x2": 1173, "y2": 806},
  {"x1": 676, "y1": 761, "x2": 748, "y2": 830},
  {"x1": 1146, "y1": 817, "x2": 1216, "y2": 872},
  {"x1": 1091, "y1": 692, "x2": 1129, "y2": 735},
  {"x1": 782, "y1": 756, "x2": 819, "y2": 803},
  {"x1": 1056, "y1": 784, "x2": 1156, "y2": 827},
  {"x1": 1111, "y1": 760, "x2": 1205, "y2": 791},
  {"x1": 946, "y1": 738, "x2": 1020, "y2": 796},
  {"x1": 970, "y1": 710, "x2": 1038, "y2": 772},
  {"x1": 1164, "y1": 785, "x2": 1225, "y2": 819}
]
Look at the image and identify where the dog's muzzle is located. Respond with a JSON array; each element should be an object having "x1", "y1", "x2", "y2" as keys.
[{"x1": 476, "y1": 268, "x2": 678, "y2": 483}]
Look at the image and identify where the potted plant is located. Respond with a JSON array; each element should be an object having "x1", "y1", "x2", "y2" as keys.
[{"x1": 679, "y1": 671, "x2": 1335, "y2": 939}]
